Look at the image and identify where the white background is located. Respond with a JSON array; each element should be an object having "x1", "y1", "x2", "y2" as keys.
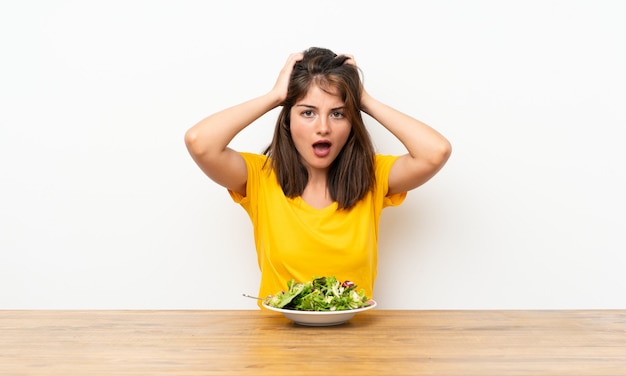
[{"x1": 1, "y1": 0, "x2": 625, "y2": 309}]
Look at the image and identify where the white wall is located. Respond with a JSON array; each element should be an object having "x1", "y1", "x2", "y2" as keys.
[{"x1": 1, "y1": 0, "x2": 625, "y2": 309}]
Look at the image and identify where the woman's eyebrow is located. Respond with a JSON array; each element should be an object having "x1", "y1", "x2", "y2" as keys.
[{"x1": 294, "y1": 104, "x2": 345, "y2": 111}]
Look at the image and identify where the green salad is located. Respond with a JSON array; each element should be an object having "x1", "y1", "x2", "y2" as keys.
[{"x1": 263, "y1": 276, "x2": 371, "y2": 311}]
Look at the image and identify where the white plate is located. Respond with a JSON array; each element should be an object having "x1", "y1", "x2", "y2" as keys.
[{"x1": 262, "y1": 300, "x2": 377, "y2": 326}]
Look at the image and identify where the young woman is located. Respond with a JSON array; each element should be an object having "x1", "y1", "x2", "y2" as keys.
[{"x1": 185, "y1": 47, "x2": 451, "y2": 302}]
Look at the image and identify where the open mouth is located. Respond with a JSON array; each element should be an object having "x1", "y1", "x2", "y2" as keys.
[{"x1": 312, "y1": 141, "x2": 332, "y2": 157}]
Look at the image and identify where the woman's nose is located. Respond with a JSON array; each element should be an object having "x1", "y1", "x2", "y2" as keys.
[{"x1": 316, "y1": 117, "x2": 330, "y2": 135}]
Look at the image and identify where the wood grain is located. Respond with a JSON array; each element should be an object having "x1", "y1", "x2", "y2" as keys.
[{"x1": 1, "y1": 310, "x2": 624, "y2": 375}]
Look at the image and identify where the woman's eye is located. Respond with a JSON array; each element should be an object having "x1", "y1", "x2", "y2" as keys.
[
  {"x1": 331, "y1": 111, "x2": 345, "y2": 118},
  {"x1": 302, "y1": 110, "x2": 314, "y2": 117}
]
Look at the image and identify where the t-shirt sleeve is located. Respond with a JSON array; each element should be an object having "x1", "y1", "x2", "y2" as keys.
[
  {"x1": 227, "y1": 152, "x2": 264, "y2": 207},
  {"x1": 375, "y1": 154, "x2": 407, "y2": 208},
  {"x1": 228, "y1": 188, "x2": 246, "y2": 204}
]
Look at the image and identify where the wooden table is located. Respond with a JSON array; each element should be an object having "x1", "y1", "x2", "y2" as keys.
[{"x1": 1, "y1": 310, "x2": 625, "y2": 375}]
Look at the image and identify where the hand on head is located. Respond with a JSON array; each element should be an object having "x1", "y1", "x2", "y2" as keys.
[
  {"x1": 271, "y1": 52, "x2": 304, "y2": 105},
  {"x1": 341, "y1": 54, "x2": 356, "y2": 67}
]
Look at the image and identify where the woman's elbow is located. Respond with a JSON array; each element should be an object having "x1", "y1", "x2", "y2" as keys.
[
  {"x1": 433, "y1": 138, "x2": 452, "y2": 167},
  {"x1": 184, "y1": 128, "x2": 204, "y2": 157}
]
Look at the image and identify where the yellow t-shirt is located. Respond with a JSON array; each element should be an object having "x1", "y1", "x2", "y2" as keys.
[{"x1": 229, "y1": 152, "x2": 406, "y2": 302}]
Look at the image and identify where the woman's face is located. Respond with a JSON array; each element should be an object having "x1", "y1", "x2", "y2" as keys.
[{"x1": 289, "y1": 84, "x2": 351, "y2": 174}]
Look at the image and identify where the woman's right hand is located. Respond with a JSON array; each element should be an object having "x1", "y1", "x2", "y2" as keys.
[
  {"x1": 270, "y1": 52, "x2": 303, "y2": 105},
  {"x1": 185, "y1": 52, "x2": 304, "y2": 195}
]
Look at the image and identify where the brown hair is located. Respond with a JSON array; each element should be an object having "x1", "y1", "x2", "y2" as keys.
[{"x1": 263, "y1": 47, "x2": 375, "y2": 209}]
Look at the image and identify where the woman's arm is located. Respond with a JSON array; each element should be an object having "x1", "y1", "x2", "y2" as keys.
[
  {"x1": 184, "y1": 53, "x2": 303, "y2": 196},
  {"x1": 361, "y1": 92, "x2": 452, "y2": 195}
]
